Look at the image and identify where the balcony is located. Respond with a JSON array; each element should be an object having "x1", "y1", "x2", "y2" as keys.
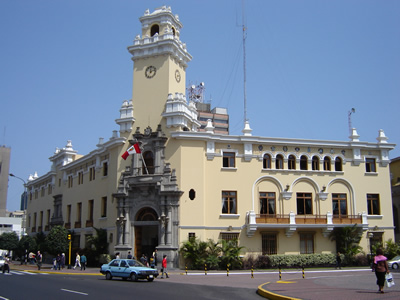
[
  {"x1": 74, "y1": 221, "x2": 82, "y2": 229},
  {"x1": 247, "y1": 211, "x2": 368, "y2": 238},
  {"x1": 332, "y1": 215, "x2": 362, "y2": 224},
  {"x1": 85, "y1": 220, "x2": 94, "y2": 228},
  {"x1": 256, "y1": 214, "x2": 290, "y2": 224},
  {"x1": 64, "y1": 222, "x2": 71, "y2": 229}
]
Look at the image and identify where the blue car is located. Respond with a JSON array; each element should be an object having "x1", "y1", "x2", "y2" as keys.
[{"x1": 100, "y1": 259, "x2": 158, "y2": 282}]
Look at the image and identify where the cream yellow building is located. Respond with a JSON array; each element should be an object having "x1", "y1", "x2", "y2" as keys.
[{"x1": 25, "y1": 6, "x2": 396, "y2": 268}]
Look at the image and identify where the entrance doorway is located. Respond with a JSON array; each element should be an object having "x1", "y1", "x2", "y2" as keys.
[{"x1": 134, "y1": 207, "x2": 159, "y2": 260}]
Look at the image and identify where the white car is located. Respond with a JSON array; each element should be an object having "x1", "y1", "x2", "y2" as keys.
[
  {"x1": 0, "y1": 256, "x2": 5, "y2": 270},
  {"x1": 388, "y1": 255, "x2": 400, "y2": 269}
]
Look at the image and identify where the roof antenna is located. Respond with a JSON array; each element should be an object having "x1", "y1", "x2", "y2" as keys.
[
  {"x1": 348, "y1": 108, "x2": 356, "y2": 136},
  {"x1": 242, "y1": 0, "x2": 248, "y2": 124}
]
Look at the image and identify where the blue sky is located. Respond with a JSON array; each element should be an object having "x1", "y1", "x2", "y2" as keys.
[{"x1": 1, "y1": 0, "x2": 399, "y2": 212}]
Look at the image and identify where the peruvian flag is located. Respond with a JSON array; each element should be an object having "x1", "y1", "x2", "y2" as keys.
[{"x1": 121, "y1": 143, "x2": 141, "y2": 160}]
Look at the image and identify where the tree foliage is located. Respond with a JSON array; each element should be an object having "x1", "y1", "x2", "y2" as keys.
[
  {"x1": 16, "y1": 235, "x2": 37, "y2": 257},
  {"x1": 329, "y1": 225, "x2": 363, "y2": 264},
  {"x1": 180, "y1": 237, "x2": 244, "y2": 270},
  {"x1": 86, "y1": 227, "x2": 109, "y2": 254},
  {"x1": 45, "y1": 225, "x2": 69, "y2": 255},
  {"x1": 0, "y1": 231, "x2": 19, "y2": 253}
]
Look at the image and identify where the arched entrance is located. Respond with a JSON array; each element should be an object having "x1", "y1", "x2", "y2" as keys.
[{"x1": 134, "y1": 207, "x2": 158, "y2": 260}]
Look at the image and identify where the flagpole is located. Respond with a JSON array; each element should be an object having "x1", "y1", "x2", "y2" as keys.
[{"x1": 133, "y1": 139, "x2": 149, "y2": 175}]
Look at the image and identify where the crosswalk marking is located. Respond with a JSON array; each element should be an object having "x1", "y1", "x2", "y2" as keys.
[{"x1": 1, "y1": 271, "x2": 49, "y2": 276}]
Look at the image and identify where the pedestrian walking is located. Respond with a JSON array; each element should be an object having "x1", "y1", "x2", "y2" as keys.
[
  {"x1": 56, "y1": 253, "x2": 61, "y2": 270},
  {"x1": 73, "y1": 252, "x2": 81, "y2": 270},
  {"x1": 335, "y1": 252, "x2": 342, "y2": 269},
  {"x1": 36, "y1": 251, "x2": 42, "y2": 270},
  {"x1": 2, "y1": 255, "x2": 10, "y2": 274},
  {"x1": 372, "y1": 248, "x2": 390, "y2": 294},
  {"x1": 160, "y1": 255, "x2": 169, "y2": 278},
  {"x1": 80, "y1": 253, "x2": 87, "y2": 271},
  {"x1": 61, "y1": 253, "x2": 65, "y2": 269},
  {"x1": 152, "y1": 249, "x2": 158, "y2": 267}
]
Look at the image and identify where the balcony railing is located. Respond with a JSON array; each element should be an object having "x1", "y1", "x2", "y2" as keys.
[
  {"x1": 85, "y1": 220, "x2": 93, "y2": 228},
  {"x1": 74, "y1": 221, "x2": 81, "y2": 229},
  {"x1": 64, "y1": 222, "x2": 71, "y2": 229},
  {"x1": 247, "y1": 211, "x2": 368, "y2": 238},
  {"x1": 256, "y1": 214, "x2": 290, "y2": 224},
  {"x1": 295, "y1": 215, "x2": 327, "y2": 224},
  {"x1": 332, "y1": 215, "x2": 362, "y2": 224}
]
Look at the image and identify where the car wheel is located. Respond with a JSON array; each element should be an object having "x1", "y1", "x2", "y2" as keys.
[
  {"x1": 393, "y1": 263, "x2": 399, "y2": 270},
  {"x1": 130, "y1": 273, "x2": 138, "y2": 282},
  {"x1": 147, "y1": 278, "x2": 154, "y2": 282},
  {"x1": 105, "y1": 272, "x2": 112, "y2": 280}
]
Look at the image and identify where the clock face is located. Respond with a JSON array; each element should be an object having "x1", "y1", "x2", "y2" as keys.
[
  {"x1": 145, "y1": 66, "x2": 156, "y2": 78},
  {"x1": 175, "y1": 69, "x2": 181, "y2": 82}
]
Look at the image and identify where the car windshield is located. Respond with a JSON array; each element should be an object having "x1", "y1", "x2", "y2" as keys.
[
  {"x1": 390, "y1": 256, "x2": 400, "y2": 261},
  {"x1": 127, "y1": 260, "x2": 145, "y2": 267},
  {"x1": 0, "y1": 256, "x2": 4, "y2": 260}
]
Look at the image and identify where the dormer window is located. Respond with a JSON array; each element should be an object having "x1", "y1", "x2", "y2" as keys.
[{"x1": 151, "y1": 24, "x2": 159, "y2": 36}]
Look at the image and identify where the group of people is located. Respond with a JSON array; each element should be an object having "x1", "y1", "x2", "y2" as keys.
[
  {"x1": 73, "y1": 252, "x2": 87, "y2": 270},
  {"x1": 51, "y1": 253, "x2": 66, "y2": 270}
]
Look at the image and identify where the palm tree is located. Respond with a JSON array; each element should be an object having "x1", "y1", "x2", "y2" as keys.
[{"x1": 329, "y1": 225, "x2": 363, "y2": 265}]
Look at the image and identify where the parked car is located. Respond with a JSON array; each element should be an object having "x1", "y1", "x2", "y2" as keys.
[
  {"x1": 0, "y1": 256, "x2": 4, "y2": 270},
  {"x1": 100, "y1": 259, "x2": 159, "y2": 282},
  {"x1": 388, "y1": 256, "x2": 400, "y2": 269}
]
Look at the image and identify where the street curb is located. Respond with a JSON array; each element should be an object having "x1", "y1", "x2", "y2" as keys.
[{"x1": 257, "y1": 282, "x2": 301, "y2": 300}]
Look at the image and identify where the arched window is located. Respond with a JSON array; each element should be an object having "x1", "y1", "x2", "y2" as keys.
[
  {"x1": 324, "y1": 157, "x2": 331, "y2": 171},
  {"x1": 143, "y1": 151, "x2": 154, "y2": 174},
  {"x1": 172, "y1": 27, "x2": 176, "y2": 36},
  {"x1": 335, "y1": 157, "x2": 343, "y2": 171},
  {"x1": 288, "y1": 155, "x2": 296, "y2": 170},
  {"x1": 300, "y1": 155, "x2": 308, "y2": 170},
  {"x1": 275, "y1": 155, "x2": 284, "y2": 170},
  {"x1": 263, "y1": 154, "x2": 271, "y2": 169},
  {"x1": 151, "y1": 24, "x2": 159, "y2": 36},
  {"x1": 136, "y1": 207, "x2": 158, "y2": 221},
  {"x1": 312, "y1": 156, "x2": 319, "y2": 170}
]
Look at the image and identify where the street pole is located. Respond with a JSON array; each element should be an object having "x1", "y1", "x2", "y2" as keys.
[
  {"x1": 68, "y1": 234, "x2": 72, "y2": 269},
  {"x1": 9, "y1": 174, "x2": 27, "y2": 235}
]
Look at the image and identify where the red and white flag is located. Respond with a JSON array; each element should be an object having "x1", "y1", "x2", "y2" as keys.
[{"x1": 121, "y1": 143, "x2": 141, "y2": 160}]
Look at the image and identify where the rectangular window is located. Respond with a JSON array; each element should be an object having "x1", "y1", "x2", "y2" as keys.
[
  {"x1": 48, "y1": 184, "x2": 52, "y2": 195},
  {"x1": 89, "y1": 167, "x2": 95, "y2": 181},
  {"x1": 188, "y1": 232, "x2": 196, "y2": 240},
  {"x1": 101, "y1": 196, "x2": 107, "y2": 218},
  {"x1": 222, "y1": 191, "x2": 237, "y2": 214},
  {"x1": 47, "y1": 209, "x2": 50, "y2": 224},
  {"x1": 221, "y1": 233, "x2": 239, "y2": 243},
  {"x1": 367, "y1": 194, "x2": 380, "y2": 215},
  {"x1": 297, "y1": 193, "x2": 312, "y2": 215},
  {"x1": 41, "y1": 187, "x2": 45, "y2": 197},
  {"x1": 88, "y1": 200, "x2": 94, "y2": 221},
  {"x1": 78, "y1": 172, "x2": 84, "y2": 185},
  {"x1": 68, "y1": 175, "x2": 73, "y2": 188},
  {"x1": 222, "y1": 152, "x2": 235, "y2": 168},
  {"x1": 77, "y1": 203, "x2": 82, "y2": 222},
  {"x1": 332, "y1": 193, "x2": 347, "y2": 217},
  {"x1": 67, "y1": 205, "x2": 71, "y2": 223},
  {"x1": 300, "y1": 233, "x2": 314, "y2": 254},
  {"x1": 103, "y1": 162, "x2": 108, "y2": 176},
  {"x1": 259, "y1": 192, "x2": 276, "y2": 215},
  {"x1": 262, "y1": 233, "x2": 277, "y2": 255},
  {"x1": 365, "y1": 158, "x2": 376, "y2": 173}
]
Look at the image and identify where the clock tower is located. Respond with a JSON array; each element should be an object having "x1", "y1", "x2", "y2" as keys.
[{"x1": 127, "y1": 6, "x2": 194, "y2": 133}]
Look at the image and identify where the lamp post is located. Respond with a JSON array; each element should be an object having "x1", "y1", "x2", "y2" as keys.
[{"x1": 9, "y1": 173, "x2": 28, "y2": 264}]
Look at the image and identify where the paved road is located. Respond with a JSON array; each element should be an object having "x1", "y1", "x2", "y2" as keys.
[{"x1": 7, "y1": 263, "x2": 400, "y2": 299}]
